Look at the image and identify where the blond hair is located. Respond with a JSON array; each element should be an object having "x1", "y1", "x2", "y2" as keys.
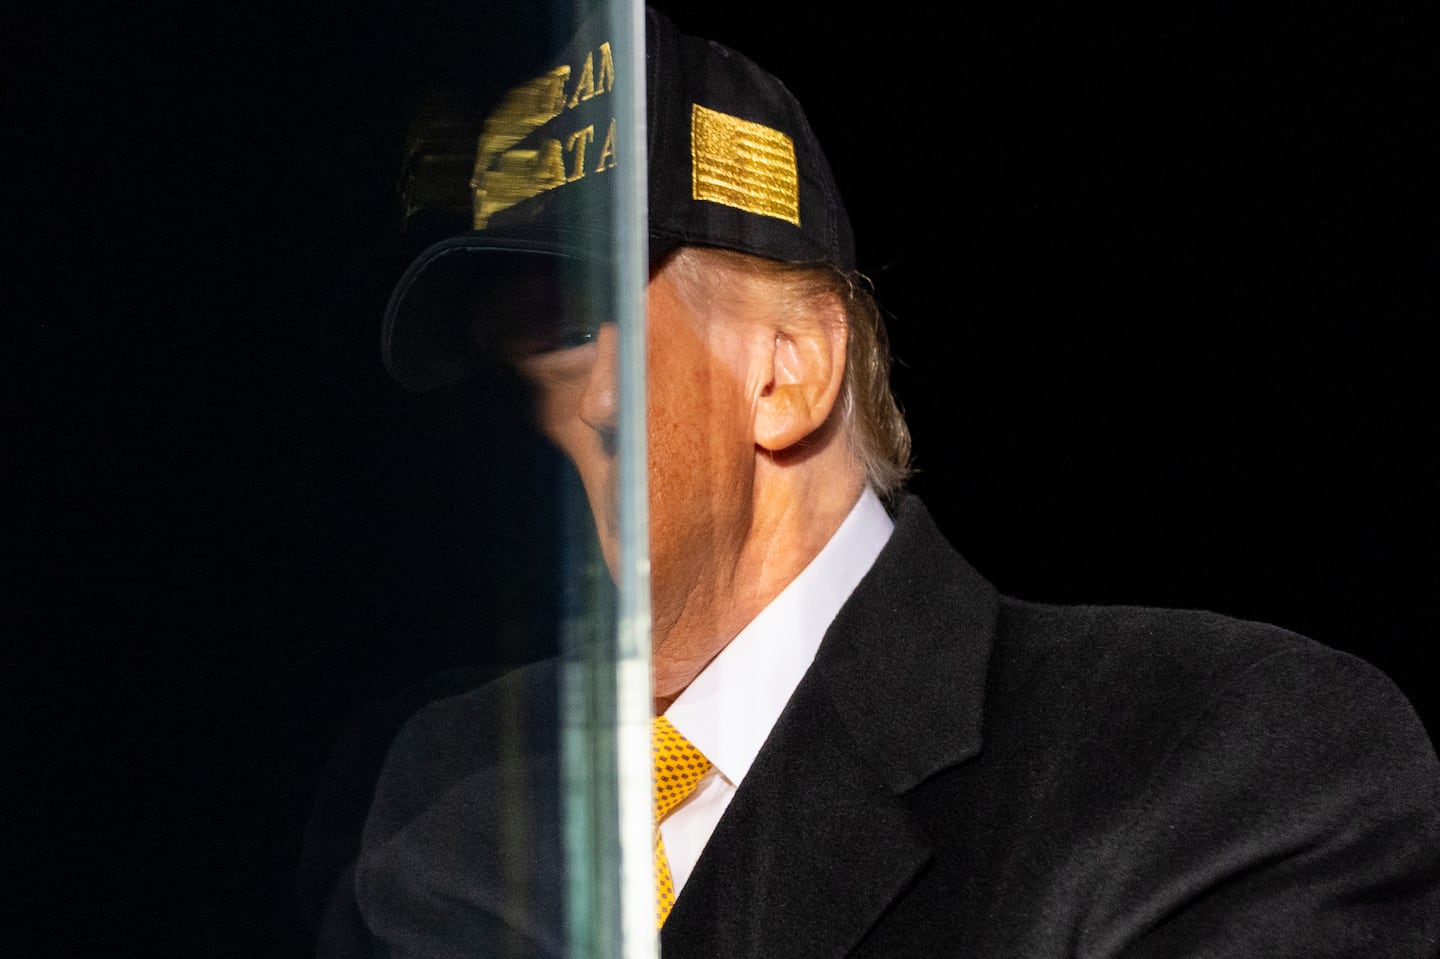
[{"x1": 665, "y1": 246, "x2": 911, "y2": 498}]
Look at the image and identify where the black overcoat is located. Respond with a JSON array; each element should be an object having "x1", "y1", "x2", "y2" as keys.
[{"x1": 357, "y1": 497, "x2": 1440, "y2": 957}]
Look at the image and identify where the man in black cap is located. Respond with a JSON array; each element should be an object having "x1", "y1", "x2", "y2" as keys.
[{"x1": 358, "y1": 8, "x2": 1440, "y2": 956}]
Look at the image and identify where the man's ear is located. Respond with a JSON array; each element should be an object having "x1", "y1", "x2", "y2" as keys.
[{"x1": 753, "y1": 293, "x2": 848, "y2": 453}]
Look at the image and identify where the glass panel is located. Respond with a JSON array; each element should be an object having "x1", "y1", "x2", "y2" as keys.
[
  {"x1": 313, "y1": 2, "x2": 653, "y2": 956},
  {"x1": 579, "y1": 4, "x2": 655, "y2": 956},
  {"x1": 556, "y1": 11, "x2": 653, "y2": 958}
]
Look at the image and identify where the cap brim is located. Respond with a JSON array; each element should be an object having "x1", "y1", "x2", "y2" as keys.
[{"x1": 382, "y1": 228, "x2": 613, "y2": 392}]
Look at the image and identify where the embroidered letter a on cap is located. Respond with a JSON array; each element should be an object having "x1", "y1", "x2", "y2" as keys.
[{"x1": 690, "y1": 103, "x2": 800, "y2": 226}]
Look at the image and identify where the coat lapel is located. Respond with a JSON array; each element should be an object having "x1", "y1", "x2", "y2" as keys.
[{"x1": 663, "y1": 498, "x2": 999, "y2": 956}]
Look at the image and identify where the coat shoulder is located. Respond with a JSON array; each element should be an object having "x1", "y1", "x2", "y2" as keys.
[
  {"x1": 982, "y1": 595, "x2": 1439, "y2": 828},
  {"x1": 990, "y1": 596, "x2": 1417, "y2": 729}
]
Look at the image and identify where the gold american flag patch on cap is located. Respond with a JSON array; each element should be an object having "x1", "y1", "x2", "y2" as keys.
[{"x1": 690, "y1": 104, "x2": 800, "y2": 225}]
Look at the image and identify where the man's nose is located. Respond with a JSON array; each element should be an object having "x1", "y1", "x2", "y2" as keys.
[{"x1": 578, "y1": 322, "x2": 620, "y2": 436}]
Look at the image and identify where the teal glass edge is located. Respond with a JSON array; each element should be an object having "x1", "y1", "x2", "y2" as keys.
[{"x1": 559, "y1": 0, "x2": 654, "y2": 956}]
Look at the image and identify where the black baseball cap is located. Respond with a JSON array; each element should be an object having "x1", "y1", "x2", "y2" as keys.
[{"x1": 383, "y1": 6, "x2": 855, "y2": 391}]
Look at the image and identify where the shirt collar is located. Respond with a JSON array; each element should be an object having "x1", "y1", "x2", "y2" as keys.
[{"x1": 665, "y1": 488, "x2": 894, "y2": 788}]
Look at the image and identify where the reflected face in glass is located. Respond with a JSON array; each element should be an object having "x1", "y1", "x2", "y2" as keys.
[
  {"x1": 516, "y1": 322, "x2": 620, "y2": 570},
  {"x1": 517, "y1": 255, "x2": 761, "y2": 639}
]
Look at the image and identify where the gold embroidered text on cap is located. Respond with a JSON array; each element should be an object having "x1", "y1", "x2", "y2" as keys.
[
  {"x1": 690, "y1": 103, "x2": 800, "y2": 226},
  {"x1": 471, "y1": 42, "x2": 617, "y2": 228}
]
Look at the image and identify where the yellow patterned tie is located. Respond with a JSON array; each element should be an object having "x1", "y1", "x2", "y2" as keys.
[{"x1": 652, "y1": 714, "x2": 713, "y2": 928}]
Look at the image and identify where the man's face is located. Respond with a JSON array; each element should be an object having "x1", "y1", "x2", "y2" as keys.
[{"x1": 517, "y1": 254, "x2": 763, "y2": 640}]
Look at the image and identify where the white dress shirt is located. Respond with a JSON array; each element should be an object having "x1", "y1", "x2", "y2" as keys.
[{"x1": 659, "y1": 488, "x2": 894, "y2": 896}]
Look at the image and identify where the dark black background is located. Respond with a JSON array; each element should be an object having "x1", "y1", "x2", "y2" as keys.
[{"x1": 8, "y1": 0, "x2": 1437, "y2": 954}]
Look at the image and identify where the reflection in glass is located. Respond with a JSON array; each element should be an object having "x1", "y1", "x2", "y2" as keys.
[{"x1": 307, "y1": 2, "x2": 652, "y2": 956}]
